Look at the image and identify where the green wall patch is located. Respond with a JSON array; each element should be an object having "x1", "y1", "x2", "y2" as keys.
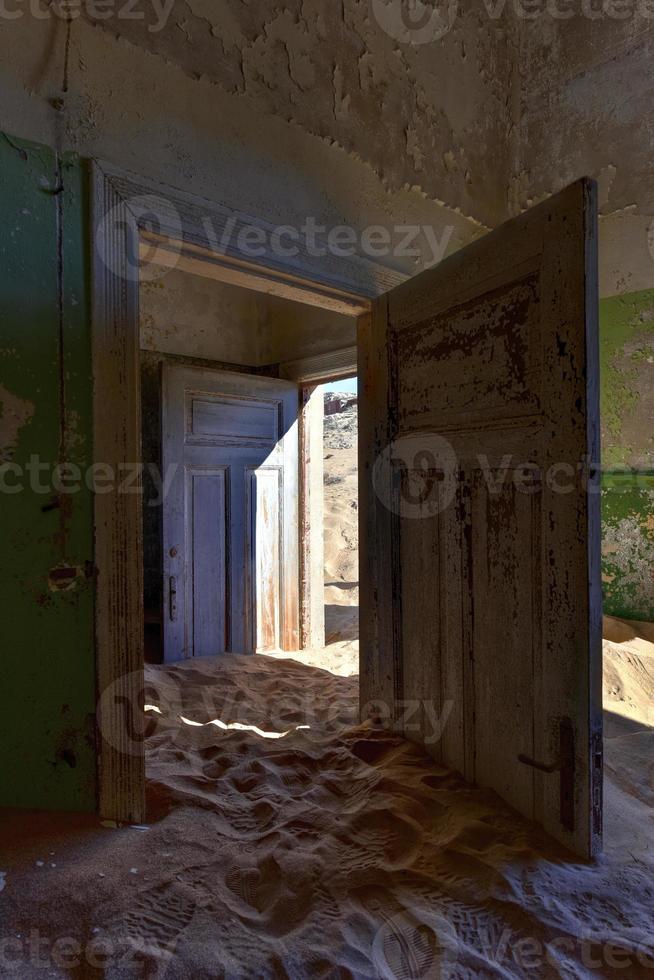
[
  {"x1": 600, "y1": 289, "x2": 654, "y2": 470},
  {"x1": 600, "y1": 289, "x2": 654, "y2": 621},
  {"x1": 0, "y1": 134, "x2": 96, "y2": 811},
  {"x1": 602, "y1": 477, "x2": 654, "y2": 622}
]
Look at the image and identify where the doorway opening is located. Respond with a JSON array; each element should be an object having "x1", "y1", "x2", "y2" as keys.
[
  {"x1": 602, "y1": 610, "x2": 654, "y2": 854},
  {"x1": 599, "y1": 290, "x2": 654, "y2": 856},
  {"x1": 136, "y1": 266, "x2": 363, "y2": 825},
  {"x1": 138, "y1": 260, "x2": 362, "y2": 674},
  {"x1": 321, "y1": 378, "x2": 359, "y2": 677}
]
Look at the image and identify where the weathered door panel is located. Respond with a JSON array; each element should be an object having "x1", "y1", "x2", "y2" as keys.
[
  {"x1": 248, "y1": 467, "x2": 282, "y2": 652},
  {"x1": 360, "y1": 180, "x2": 602, "y2": 857},
  {"x1": 188, "y1": 467, "x2": 229, "y2": 657},
  {"x1": 163, "y1": 366, "x2": 299, "y2": 660}
]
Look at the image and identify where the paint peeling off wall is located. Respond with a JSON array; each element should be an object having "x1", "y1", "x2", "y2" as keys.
[
  {"x1": 80, "y1": 1, "x2": 514, "y2": 227},
  {"x1": 600, "y1": 290, "x2": 654, "y2": 469},
  {"x1": 600, "y1": 289, "x2": 654, "y2": 621},
  {"x1": 0, "y1": 383, "x2": 35, "y2": 462},
  {"x1": 602, "y1": 486, "x2": 654, "y2": 622},
  {"x1": 511, "y1": 18, "x2": 654, "y2": 297},
  {"x1": 0, "y1": 13, "x2": 486, "y2": 284},
  {"x1": 512, "y1": 16, "x2": 654, "y2": 220}
]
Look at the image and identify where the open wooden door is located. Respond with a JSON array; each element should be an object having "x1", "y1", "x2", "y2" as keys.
[
  {"x1": 163, "y1": 366, "x2": 299, "y2": 661},
  {"x1": 359, "y1": 179, "x2": 602, "y2": 857}
]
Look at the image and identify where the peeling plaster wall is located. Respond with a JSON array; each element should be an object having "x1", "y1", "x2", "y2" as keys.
[
  {"x1": 76, "y1": 1, "x2": 513, "y2": 227},
  {"x1": 600, "y1": 289, "x2": 654, "y2": 621},
  {"x1": 2, "y1": 8, "x2": 651, "y2": 286},
  {"x1": 0, "y1": 8, "x2": 495, "y2": 279},
  {"x1": 512, "y1": 19, "x2": 654, "y2": 296},
  {"x1": 0, "y1": 135, "x2": 95, "y2": 811},
  {"x1": 510, "y1": 19, "x2": 654, "y2": 619},
  {"x1": 602, "y1": 489, "x2": 654, "y2": 621}
]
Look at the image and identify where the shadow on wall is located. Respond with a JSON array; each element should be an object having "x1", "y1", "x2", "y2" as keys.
[{"x1": 325, "y1": 604, "x2": 359, "y2": 645}]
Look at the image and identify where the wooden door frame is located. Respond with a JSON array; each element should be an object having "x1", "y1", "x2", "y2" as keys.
[{"x1": 91, "y1": 160, "x2": 402, "y2": 822}]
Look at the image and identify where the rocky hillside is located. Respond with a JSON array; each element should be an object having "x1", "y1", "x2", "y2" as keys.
[{"x1": 323, "y1": 391, "x2": 358, "y2": 451}]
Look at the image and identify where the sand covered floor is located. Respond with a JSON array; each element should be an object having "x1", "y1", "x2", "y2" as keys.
[{"x1": 1, "y1": 639, "x2": 654, "y2": 979}]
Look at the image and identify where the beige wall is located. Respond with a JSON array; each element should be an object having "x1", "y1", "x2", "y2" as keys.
[
  {"x1": 140, "y1": 273, "x2": 261, "y2": 365},
  {"x1": 258, "y1": 296, "x2": 356, "y2": 366},
  {"x1": 511, "y1": 16, "x2": 654, "y2": 296},
  {"x1": 140, "y1": 268, "x2": 356, "y2": 366}
]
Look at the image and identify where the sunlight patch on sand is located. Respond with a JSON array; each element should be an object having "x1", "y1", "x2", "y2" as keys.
[{"x1": 178, "y1": 714, "x2": 311, "y2": 739}]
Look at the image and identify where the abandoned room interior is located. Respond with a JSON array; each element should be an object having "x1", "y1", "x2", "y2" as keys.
[{"x1": 1, "y1": 3, "x2": 654, "y2": 977}]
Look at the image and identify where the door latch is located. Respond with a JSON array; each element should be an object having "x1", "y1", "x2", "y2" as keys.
[
  {"x1": 592, "y1": 730, "x2": 603, "y2": 838},
  {"x1": 169, "y1": 576, "x2": 178, "y2": 622}
]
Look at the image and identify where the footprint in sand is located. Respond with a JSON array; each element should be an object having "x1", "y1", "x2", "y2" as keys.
[
  {"x1": 225, "y1": 851, "x2": 318, "y2": 938},
  {"x1": 106, "y1": 882, "x2": 196, "y2": 968},
  {"x1": 226, "y1": 799, "x2": 277, "y2": 835},
  {"x1": 258, "y1": 749, "x2": 320, "y2": 794},
  {"x1": 226, "y1": 854, "x2": 283, "y2": 915},
  {"x1": 345, "y1": 808, "x2": 423, "y2": 869},
  {"x1": 349, "y1": 886, "x2": 460, "y2": 980},
  {"x1": 373, "y1": 909, "x2": 460, "y2": 980}
]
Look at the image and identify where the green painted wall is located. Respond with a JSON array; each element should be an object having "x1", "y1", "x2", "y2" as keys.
[
  {"x1": 600, "y1": 290, "x2": 654, "y2": 621},
  {"x1": 0, "y1": 134, "x2": 96, "y2": 810}
]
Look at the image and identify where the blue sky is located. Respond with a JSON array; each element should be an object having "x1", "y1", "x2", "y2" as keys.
[{"x1": 319, "y1": 376, "x2": 357, "y2": 395}]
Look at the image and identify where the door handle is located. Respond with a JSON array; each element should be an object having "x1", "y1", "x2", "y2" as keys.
[
  {"x1": 518, "y1": 717, "x2": 575, "y2": 832},
  {"x1": 518, "y1": 753, "x2": 561, "y2": 774},
  {"x1": 169, "y1": 576, "x2": 178, "y2": 622}
]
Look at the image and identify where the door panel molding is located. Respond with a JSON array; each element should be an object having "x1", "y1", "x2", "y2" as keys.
[
  {"x1": 99, "y1": 160, "x2": 404, "y2": 314},
  {"x1": 186, "y1": 465, "x2": 230, "y2": 657},
  {"x1": 360, "y1": 179, "x2": 602, "y2": 858}
]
